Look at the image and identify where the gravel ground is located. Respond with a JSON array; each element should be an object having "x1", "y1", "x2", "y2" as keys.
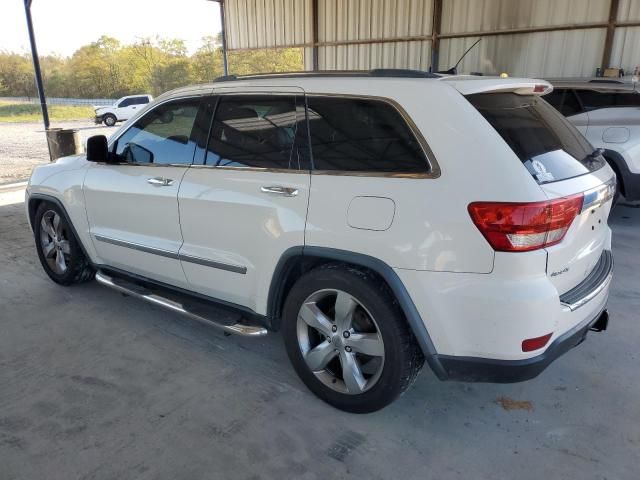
[{"x1": 0, "y1": 121, "x2": 118, "y2": 185}]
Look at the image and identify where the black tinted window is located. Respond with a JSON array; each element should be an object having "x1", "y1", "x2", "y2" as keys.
[
  {"x1": 134, "y1": 96, "x2": 150, "y2": 105},
  {"x1": 118, "y1": 98, "x2": 133, "y2": 107},
  {"x1": 468, "y1": 93, "x2": 603, "y2": 184},
  {"x1": 114, "y1": 98, "x2": 200, "y2": 165},
  {"x1": 306, "y1": 97, "x2": 429, "y2": 173},
  {"x1": 206, "y1": 95, "x2": 307, "y2": 170},
  {"x1": 576, "y1": 89, "x2": 640, "y2": 109},
  {"x1": 545, "y1": 89, "x2": 582, "y2": 116}
]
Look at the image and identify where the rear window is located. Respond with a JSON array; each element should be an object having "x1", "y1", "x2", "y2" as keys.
[{"x1": 467, "y1": 93, "x2": 604, "y2": 184}]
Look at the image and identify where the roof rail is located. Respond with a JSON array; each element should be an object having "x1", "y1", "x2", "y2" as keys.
[{"x1": 213, "y1": 69, "x2": 439, "y2": 82}]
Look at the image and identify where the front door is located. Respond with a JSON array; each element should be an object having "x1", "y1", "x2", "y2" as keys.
[
  {"x1": 84, "y1": 96, "x2": 202, "y2": 288},
  {"x1": 178, "y1": 91, "x2": 310, "y2": 314}
]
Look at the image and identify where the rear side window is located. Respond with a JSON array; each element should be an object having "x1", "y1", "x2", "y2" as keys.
[
  {"x1": 205, "y1": 95, "x2": 308, "y2": 170},
  {"x1": 114, "y1": 97, "x2": 200, "y2": 165},
  {"x1": 575, "y1": 89, "x2": 640, "y2": 109},
  {"x1": 135, "y1": 96, "x2": 150, "y2": 105},
  {"x1": 306, "y1": 97, "x2": 429, "y2": 173},
  {"x1": 468, "y1": 93, "x2": 604, "y2": 184}
]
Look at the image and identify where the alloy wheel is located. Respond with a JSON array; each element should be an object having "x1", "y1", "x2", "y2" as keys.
[
  {"x1": 39, "y1": 210, "x2": 70, "y2": 275},
  {"x1": 296, "y1": 289, "x2": 385, "y2": 395}
]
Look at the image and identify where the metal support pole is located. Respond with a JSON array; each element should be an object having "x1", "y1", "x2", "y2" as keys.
[
  {"x1": 23, "y1": 0, "x2": 49, "y2": 130},
  {"x1": 218, "y1": 0, "x2": 229, "y2": 76},
  {"x1": 601, "y1": 0, "x2": 620, "y2": 72},
  {"x1": 312, "y1": 0, "x2": 319, "y2": 71},
  {"x1": 431, "y1": 0, "x2": 443, "y2": 72}
]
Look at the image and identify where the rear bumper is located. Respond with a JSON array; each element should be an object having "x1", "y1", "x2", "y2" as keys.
[{"x1": 436, "y1": 308, "x2": 609, "y2": 383}]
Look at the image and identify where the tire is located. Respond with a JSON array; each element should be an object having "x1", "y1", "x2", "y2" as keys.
[
  {"x1": 282, "y1": 264, "x2": 424, "y2": 413},
  {"x1": 103, "y1": 114, "x2": 116, "y2": 127},
  {"x1": 34, "y1": 202, "x2": 95, "y2": 286}
]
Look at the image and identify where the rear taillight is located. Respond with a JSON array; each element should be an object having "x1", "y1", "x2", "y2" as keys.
[{"x1": 468, "y1": 195, "x2": 583, "y2": 252}]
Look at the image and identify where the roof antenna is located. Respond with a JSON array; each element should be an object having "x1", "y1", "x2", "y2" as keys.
[{"x1": 438, "y1": 38, "x2": 482, "y2": 75}]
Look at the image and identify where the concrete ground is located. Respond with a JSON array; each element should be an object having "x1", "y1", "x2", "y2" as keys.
[
  {"x1": 0, "y1": 121, "x2": 117, "y2": 185},
  {"x1": 0, "y1": 188, "x2": 639, "y2": 480}
]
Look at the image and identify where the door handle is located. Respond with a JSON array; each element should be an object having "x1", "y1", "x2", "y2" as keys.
[
  {"x1": 147, "y1": 177, "x2": 174, "y2": 187},
  {"x1": 260, "y1": 186, "x2": 298, "y2": 197}
]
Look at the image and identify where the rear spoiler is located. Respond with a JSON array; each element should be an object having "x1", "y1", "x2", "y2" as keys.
[{"x1": 439, "y1": 76, "x2": 553, "y2": 96}]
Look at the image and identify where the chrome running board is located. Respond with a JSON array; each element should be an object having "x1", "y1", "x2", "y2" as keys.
[{"x1": 95, "y1": 271, "x2": 267, "y2": 337}]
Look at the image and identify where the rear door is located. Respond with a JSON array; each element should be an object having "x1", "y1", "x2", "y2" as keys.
[
  {"x1": 84, "y1": 96, "x2": 202, "y2": 288},
  {"x1": 467, "y1": 92, "x2": 615, "y2": 295},
  {"x1": 177, "y1": 89, "x2": 310, "y2": 313}
]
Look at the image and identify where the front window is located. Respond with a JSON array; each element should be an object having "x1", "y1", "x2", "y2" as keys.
[
  {"x1": 468, "y1": 93, "x2": 604, "y2": 184},
  {"x1": 205, "y1": 95, "x2": 308, "y2": 170},
  {"x1": 114, "y1": 98, "x2": 200, "y2": 165}
]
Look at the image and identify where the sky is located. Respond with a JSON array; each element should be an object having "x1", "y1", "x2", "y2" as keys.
[{"x1": 1, "y1": 0, "x2": 222, "y2": 56}]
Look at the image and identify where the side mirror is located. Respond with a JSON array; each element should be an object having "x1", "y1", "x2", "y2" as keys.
[{"x1": 86, "y1": 135, "x2": 109, "y2": 162}]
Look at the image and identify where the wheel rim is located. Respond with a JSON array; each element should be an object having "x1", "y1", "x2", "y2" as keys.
[
  {"x1": 105, "y1": 116, "x2": 115, "y2": 126},
  {"x1": 39, "y1": 210, "x2": 70, "y2": 275},
  {"x1": 296, "y1": 289, "x2": 385, "y2": 395}
]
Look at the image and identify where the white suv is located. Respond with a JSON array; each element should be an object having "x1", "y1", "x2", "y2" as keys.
[
  {"x1": 26, "y1": 71, "x2": 614, "y2": 413},
  {"x1": 94, "y1": 94, "x2": 153, "y2": 126},
  {"x1": 545, "y1": 79, "x2": 640, "y2": 203}
]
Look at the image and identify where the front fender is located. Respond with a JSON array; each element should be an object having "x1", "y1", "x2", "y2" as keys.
[{"x1": 27, "y1": 156, "x2": 100, "y2": 263}]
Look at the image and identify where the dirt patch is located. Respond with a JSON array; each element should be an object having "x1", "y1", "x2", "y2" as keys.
[
  {"x1": 495, "y1": 396, "x2": 534, "y2": 412},
  {"x1": 0, "y1": 121, "x2": 117, "y2": 185}
]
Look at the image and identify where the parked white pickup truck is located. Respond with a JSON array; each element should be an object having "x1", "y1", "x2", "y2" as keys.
[{"x1": 94, "y1": 94, "x2": 153, "y2": 126}]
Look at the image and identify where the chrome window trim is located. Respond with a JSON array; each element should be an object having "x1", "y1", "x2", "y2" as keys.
[
  {"x1": 105, "y1": 94, "x2": 205, "y2": 168},
  {"x1": 94, "y1": 234, "x2": 247, "y2": 275},
  {"x1": 304, "y1": 93, "x2": 441, "y2": 179},
  {"x1": 188, "y1": 164, "x2": 309, "y2": 174}
]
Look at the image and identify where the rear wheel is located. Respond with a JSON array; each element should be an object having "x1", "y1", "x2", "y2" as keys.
[
  {"x1": 103, "y1": 114, "x2": 116, "y2": 127},
  {"x1": 34, "y1": 202, "x2": 94, "y2": 285},
  {"x1": 282, "y1": 265, "x2": 424, "y2": 413}
]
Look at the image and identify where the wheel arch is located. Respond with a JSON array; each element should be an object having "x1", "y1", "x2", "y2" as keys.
[
  {"x1": 267, "y1": 246, "x2": 448, "y2": 380},
  {"x1": 28, "y1": 193, "x2": 92, "y2": 261}
]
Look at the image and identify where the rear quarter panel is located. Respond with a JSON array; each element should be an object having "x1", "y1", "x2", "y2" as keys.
[{"x1": 305, "y1": 80, "x2": 547, "y2": 273}]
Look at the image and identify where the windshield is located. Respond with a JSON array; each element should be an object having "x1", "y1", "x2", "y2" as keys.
[{"x1": 467, "y1": 93, "x2": 605, "y2": 184}]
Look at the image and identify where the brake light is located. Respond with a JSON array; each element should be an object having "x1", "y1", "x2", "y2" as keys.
[{"x1": 468, "y1": 195, "x2": 583, "y2": 252}]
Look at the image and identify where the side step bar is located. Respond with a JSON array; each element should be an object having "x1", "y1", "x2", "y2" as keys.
[{"x1": 95, "y1": 271, "x2": 267, "y2": 337}]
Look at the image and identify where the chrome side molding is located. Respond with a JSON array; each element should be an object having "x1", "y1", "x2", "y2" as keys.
[
  {"x1": 94, "y1": 234, "x2": 247, "y2": 274},
  {"x1": 95, "y1": 271, "x2": 267, "y2": 336}
]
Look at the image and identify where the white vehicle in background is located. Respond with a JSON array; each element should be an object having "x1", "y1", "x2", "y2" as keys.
[
  {"x1": 26, "y1": 71, "x2": 614, "y2": 413},
  {"x1": 94, "y1": 94, "x2": 153, "y2": 126},
  {"x1": 545, "y1": 78, "x2": 640, "y2": 203}
]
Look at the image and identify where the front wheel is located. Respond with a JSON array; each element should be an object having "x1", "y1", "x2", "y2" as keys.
[
  {"x1": 34, "y1": 202, "x2": 94, "y2": 285},
  {"x1": 103, "y1": 114, "x2": 116, "y2": 127},
  {"x1": 282, "y1": 265, "x2": 424, "y2": 413}
]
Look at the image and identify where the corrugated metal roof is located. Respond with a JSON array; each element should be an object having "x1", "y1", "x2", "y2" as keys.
[
  {"x1": 438, "y1": 29, "x2": 607, "y2": 77},
  {"x1": 618, "y1": 0, "x2": 640, "y2": 21},
  {"x1": 225, "y1": 0, "x2": 313, "y2": 50},
  {"x1": 223, "y1": 0, "x2": 640, "y2": 76},
  {"x1": 441, "y1": 0, "x2": 610, "y2": 34}
]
